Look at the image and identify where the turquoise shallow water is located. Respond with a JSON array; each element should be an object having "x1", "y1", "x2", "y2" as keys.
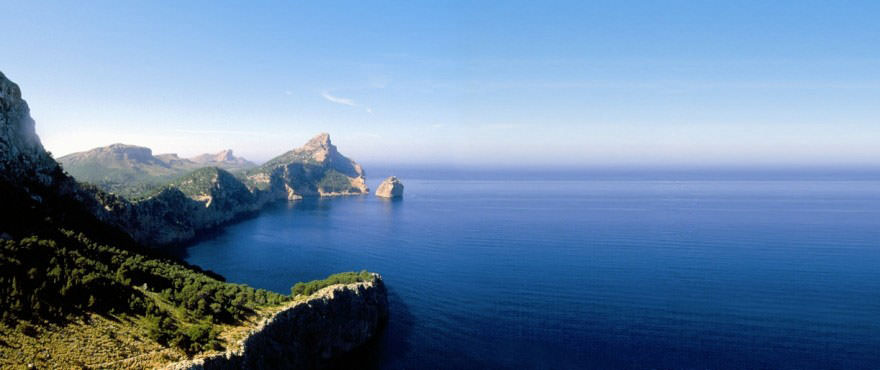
[{"x1": 183, "y1": 174, "x2": 880, "y2": 369}]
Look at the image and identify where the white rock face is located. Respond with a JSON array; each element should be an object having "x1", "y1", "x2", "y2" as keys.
[{"x1": 375, "y1": 176, "x2": 404, "y2": 198}]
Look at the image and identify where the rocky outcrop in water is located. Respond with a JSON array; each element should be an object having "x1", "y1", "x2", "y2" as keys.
[
  {"x1": 375, "y1": 176, "x2": 404, "y2": 198},
  {"x1": 167, "y1": 277, "x2": 389, "y2": 370}
]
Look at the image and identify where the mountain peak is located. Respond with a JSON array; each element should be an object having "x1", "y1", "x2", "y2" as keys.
[
  {"x1": 304, "y1": 133, "x2": 332, "y2": 150},
  {"x1": 215, "y1": 149, "x2": 235, "y2": 162},
  {"x1": 191, "y1": 149, "x2": 253, "y2": 167},
  {"x1": 94, "y1": 144, "x2": 154, "y2": 163}
]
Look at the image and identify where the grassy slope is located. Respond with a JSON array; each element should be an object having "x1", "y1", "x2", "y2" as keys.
[
  {"x1": 0, "y1": 168, "x2": 285, "y2": 367},
  {"x1": 0, "y1": 174, "x2": 372, "y2": 368},
  {"x1": 0, "y1": 270, "x2": 377, "y2": 368},
  {"x1": 60, "y1": 153, "x2": 254, "y2": 200}
]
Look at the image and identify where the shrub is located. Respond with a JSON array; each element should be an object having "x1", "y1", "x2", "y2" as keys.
[{"x1": 291, "y1": 270, "x2": 374, "y2": 297}]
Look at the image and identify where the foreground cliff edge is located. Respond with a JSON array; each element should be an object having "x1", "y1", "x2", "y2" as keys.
[
  {"x1": 168, "y1": 275, "x2": 388, "y2": 370},
  {"x1": 0, "y1": 70, "x2": 388, "y2": 369}
]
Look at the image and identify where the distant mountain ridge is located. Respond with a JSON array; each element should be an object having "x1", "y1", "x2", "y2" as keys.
[
  {"x1": 191, "y1": 149, "x2": 253, "y2": 167},
  {"x1": 58, "y1": 145, "x2": 256, "y2": 197}
]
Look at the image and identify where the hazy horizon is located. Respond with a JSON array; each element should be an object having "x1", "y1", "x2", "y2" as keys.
[{"x1": 3, "y1": 1, "x2": 879, "y2": 167}]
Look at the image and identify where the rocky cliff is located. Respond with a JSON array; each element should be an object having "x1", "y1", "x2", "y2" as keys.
[
  {"x1": 0, "y1": 71, "x2": 122, "y2": 241},
  {"x1": 112, "y1": 133, "x2": 371, "y2": 246},
  {"x1": 0, "y1": 71, "x2": 66, "y2": 188},
  {"x1": 3, "y1": 70, "x2": 369, "y2": 247},
  {"x1": 246, "y1": 133, "x2": 369, "y2": 200},
  {"x1": 93, "y1": 167, "x2": 261, "y2": 246},
  {"x1": 167, "y1": 276, "x2": 389, "y2": 370},
  {"x1": 82, "y1": 135, "x2": 371, "y2": 246}
]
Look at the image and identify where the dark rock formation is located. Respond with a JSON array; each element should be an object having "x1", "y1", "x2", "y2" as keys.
[
  {"x1": 375, "y1": 176, "x2": 404, "y2": 198},
  {"x1": 0, "y1": 70, "x2": 126, "y2": 242},
  {"x1": 168, "y1": 277, "x2": 389, "y2": 370},
  {"x1": 0, "y1": 71, "x2": 64, "y2": 188}
]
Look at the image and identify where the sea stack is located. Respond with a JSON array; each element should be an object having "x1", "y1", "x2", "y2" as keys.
[{"x1": 375, "y1": 176, "x2": 404, "y2": 198}]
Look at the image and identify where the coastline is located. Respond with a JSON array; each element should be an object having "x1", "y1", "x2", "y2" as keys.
[{"x1": 166, "y1": 276, "x2": 388, "y2": 370}]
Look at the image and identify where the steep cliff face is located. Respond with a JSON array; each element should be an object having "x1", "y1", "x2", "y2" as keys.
[
  {"x1": 0, "y1": 71, "x2": 123, "y2": 241},
  {"x1": 168, "y1": 277, "x2": 389, "y2": 370},
  {"x1": 246, "y1": 133, "x2": 369, "y2": 200},
  {"x1": 0, "y1": 71, "x2": 65, "y2": 188},
  {"x1": 96, "y1": 167, "x2": 261, "y2": 246}
]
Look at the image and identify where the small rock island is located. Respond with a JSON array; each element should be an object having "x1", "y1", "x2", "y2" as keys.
[{"x1": 375, "y1": 176, "x2": 404, "y2": 198}]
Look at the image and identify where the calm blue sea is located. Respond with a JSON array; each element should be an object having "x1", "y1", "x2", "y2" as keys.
[{"x1": 183, "y1": 169, "x2": 880, "y2": 369}]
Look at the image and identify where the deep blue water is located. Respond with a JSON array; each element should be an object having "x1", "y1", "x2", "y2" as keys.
[{"x1": 183, "y1": 173, "x2": 880, "y2": 369}]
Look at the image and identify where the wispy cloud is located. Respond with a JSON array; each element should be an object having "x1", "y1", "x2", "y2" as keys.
[
  {"x1": 321, "y1": 90, "x2": 372, "y2": 113},
  {"x1": 321, "y1": 91, "x2": 358, "y2": 106}
]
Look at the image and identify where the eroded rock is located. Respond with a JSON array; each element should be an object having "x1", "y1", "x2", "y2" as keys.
[{"x1": 375, "y1": 176, "x2": 404, "y2": 198}]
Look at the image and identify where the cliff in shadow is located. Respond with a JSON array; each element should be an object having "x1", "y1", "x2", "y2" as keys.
[{"x1": 168, "y1": 276, "x2": 389, "y2": 370}]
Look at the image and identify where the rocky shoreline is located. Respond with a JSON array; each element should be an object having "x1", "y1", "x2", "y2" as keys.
[
  {"x1": 166, "y1": 276, "x2": 389, "y2": 370},
  {"x1": 85, "y1": 133, "x2": 371, "y2": 247}
]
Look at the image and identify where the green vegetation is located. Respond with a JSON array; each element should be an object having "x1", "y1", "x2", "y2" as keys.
[
  {"x1": 0, "y1": 230, "x2": 287, "y2": 356},
  {"x1": 58, "y1": 146, "x2": 255, "y2": 200},
  {"x1": 317, "y1": 169, "x2": 359, "y2": 193},
  {"x1": 291, "y1": 270, "x2": 374, "y2": 297},
  {"x1": 123, "y1": 166, "x2": 253, "y2": 203},
  {"x1": 0, "y1": 128, "x2": 369, "y2": 366}
]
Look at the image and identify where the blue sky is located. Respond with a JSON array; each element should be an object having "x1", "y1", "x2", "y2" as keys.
[{"x1": 1, "y1": 1, "x2": 878, "y2": 166}]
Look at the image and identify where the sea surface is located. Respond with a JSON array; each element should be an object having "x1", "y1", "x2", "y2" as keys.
[{"x1": 183, "y1": 169, "x2": 880, "y2": 369}]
